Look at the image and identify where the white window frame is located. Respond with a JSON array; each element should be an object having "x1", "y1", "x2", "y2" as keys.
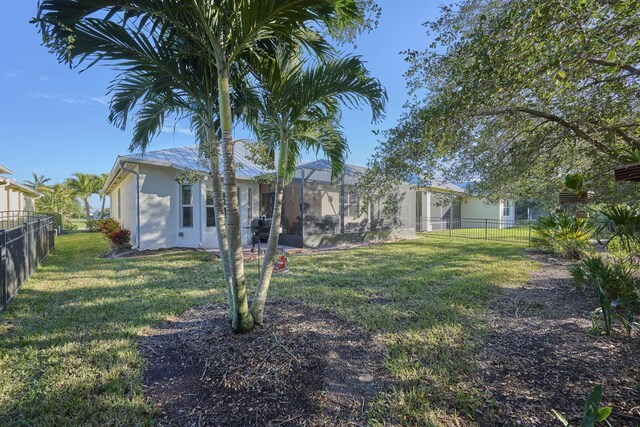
[
  {"x1": 205, "y1": 184, "x2": 216, "y2": 227},
  {"x1": 180, "y1": 184, "x2": 193, "y2": 228},
  {"x1": 503, "y1": 200, "x2": 512, "y2": 217}
]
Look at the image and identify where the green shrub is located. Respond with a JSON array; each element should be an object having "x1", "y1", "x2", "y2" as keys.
[
  {"x1": 85, "y1": 219, "x2": 101, "y2": 232},
  {"x1": 569, "y1": 255, "x2": 638, "y2": 336},
  {"x1": 532, "y1": 212, "x2": 593, "y2": 258},
  {"x1": 591, "y1": 204, "x2": 640, "y2": 254},
  {"x1": 552, "y1": 385, "x2": 611, "y2": 427},
  {"x1": 63, "y1": 220, "x2": 78, "y2": 231}
]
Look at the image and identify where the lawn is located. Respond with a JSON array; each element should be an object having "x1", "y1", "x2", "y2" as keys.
[{"x1": 0, "y1": 232, "x2": 535, "y2": 426}]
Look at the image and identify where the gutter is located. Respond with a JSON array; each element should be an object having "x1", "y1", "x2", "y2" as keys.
[{"x1": 118, "y1": 162, "x2": 141, "y2": 250}]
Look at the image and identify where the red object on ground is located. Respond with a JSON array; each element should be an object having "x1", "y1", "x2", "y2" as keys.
[{"x1": 273, "y1": 248, "x2": 289, "y2": 274}]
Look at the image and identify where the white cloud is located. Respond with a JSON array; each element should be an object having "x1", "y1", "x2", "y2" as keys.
[
  {"x1": 4, "y1": 70, "x2": 22, "y2": 78},
  {"x1": 27, "y1": 91, "x2": 84, "y2": 104},
  {"x1": 38, "y1": 75, "x2": 52, "y2": 81},
  {"x1": 91, "y1": 96, "x2": 109, "y2": 106},
  {"x1": 162, "y1": 125, "x2": 194, "y2": 137}
]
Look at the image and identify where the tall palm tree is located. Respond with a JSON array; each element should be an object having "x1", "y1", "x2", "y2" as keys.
[
  {"x1": 65, "y1": 173, "x2": 101, "y2": 222},
  {"x1": 24, "y1": 172, "x2": 51, "y2": 192},
  {"x1": 37, "y1": 183, "x2": 79, "y2": 219},
  {"x1": 246, "y1": 49, "x2": 386, "y2": 323},
  {"x1": 35, "y1": 0, "x2": 369, "y2": 332},
  {"x1": 96, "y1": 173, "x2": 109, "y2": 219}
]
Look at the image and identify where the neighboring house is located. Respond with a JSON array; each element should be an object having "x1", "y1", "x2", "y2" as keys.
[
  {"x1": 0, "y1": 164, "x2": 41, "y2": 213},
  {"x1": 415, "y1": 182, "x2": 516, "y2": 232},
  {"x1": 103, "y1": 143, "x2": 514, "y2": 250}
]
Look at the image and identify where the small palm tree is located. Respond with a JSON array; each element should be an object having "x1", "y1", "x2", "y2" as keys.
[
  {"x1": 246, "y1": 48, "x2": 386, "y2": 323},
  {"x1": 24, "y1": 172, "x2": 51, "y2": 192},
  {"x1": 65, "y1": 173, "x2": 101, "y2": 222},
  {"x1": 35, "y1": 0, "x2": 369, "y2": 332}
]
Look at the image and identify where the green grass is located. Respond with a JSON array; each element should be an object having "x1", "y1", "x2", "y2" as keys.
[{"x1": 0, "y1": 233, "x2": 536, "y2": 426}]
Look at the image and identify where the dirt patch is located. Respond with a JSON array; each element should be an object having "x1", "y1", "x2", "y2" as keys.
[
  {"x1": 138, "y1": 301, "x2": 388, "y2": 426},
  {"x1": 477, "y1": 252, "x2": 640, "y2": 426}
]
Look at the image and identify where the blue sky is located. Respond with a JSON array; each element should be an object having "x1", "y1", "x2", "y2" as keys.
[{"x1": 1, "y1": 1, "x2": 451, "y2": 207}]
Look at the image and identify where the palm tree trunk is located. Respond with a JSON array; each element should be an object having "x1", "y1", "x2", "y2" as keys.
[
  {"x1": 100, "y1": 194, "x2": 106, "y2": 219},
  {"x1": 83, "y1": 197, "x2": 91, "y2": 222},
  {"x1": 250, "y1": 138, "x2": 290, "y2": 324},
  {"x1": 204, "y1": 131, "x2": 236, "y2": 320},
  {"x1": 218, "y1": 70, "x2": 254, "y2": 332}
]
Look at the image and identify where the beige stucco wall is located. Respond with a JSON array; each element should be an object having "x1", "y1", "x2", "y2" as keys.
[
  {"x1": 0, "y1": 185, "x2": 36, "y2": 212},
  {"x1": 461, "y1": 196, "x2": 501, "y2": 220}
]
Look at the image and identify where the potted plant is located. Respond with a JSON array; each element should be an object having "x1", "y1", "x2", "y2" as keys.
[
  {"x1": 559, "y1": 173, "x2": 593, "y2": 204},
  {"x1": 614, "y1": 148, "x2": 640, "y2": 182}
]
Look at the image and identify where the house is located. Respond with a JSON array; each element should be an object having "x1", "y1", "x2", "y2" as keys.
[
  {"x1": 415, "y1": 182, "x2": 516, "y2": 232},
  {"x1": 103, "y1": 143, "x2": 514, "y2": 250},
  {"x1": 0, "y1": 164, "x2": 41, "y2": 213}
]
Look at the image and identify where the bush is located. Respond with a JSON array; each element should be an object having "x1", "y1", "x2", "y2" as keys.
[
  {"x1": 63, "y1": 220, "x2": 78, "y2": 231},
  {"x1": 98, "y1": 218, "x2": 120, "y2": 235},
  {"x1": 108, "y1": 228, "x2": 132, "y2": 251},
  {"x1": 86, "y1": 219, "x2": 101, "y2": 232},
  {"x1": 532, "y1": 212, "x2": 593, "y2": 259},
  {"x1": 569, "y1": 255, "x2": 638, "y2": 337},
  {"x1": 96, "y1": 218, "x2": 131, "y2": 252}
]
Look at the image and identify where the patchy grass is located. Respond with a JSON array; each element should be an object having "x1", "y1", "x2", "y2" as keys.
[{"x1": 0, "y1": 233, "x2": 535, "y2": 426}]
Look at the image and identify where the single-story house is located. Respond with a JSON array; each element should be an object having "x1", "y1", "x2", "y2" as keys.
[
  {"x1": 103, "y1": 143, "x2": 515, "y2": 250},
  {"x1": 0, "y1": 164, "x2": 41, "y2": 213}
]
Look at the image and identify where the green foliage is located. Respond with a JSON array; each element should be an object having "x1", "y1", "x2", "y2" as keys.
[
  {"x1": 552, "y1": 385, "x2": 612, "y2": 427},
  {"x1": 591, "y1": 204, "x2": 640, "y2": 254},
  {"x1": 532, "y1": 213, "x2": 593, "y2": 258},
  {"x1": 62, "y1": 220, "x2": 77, "y2": 231},
  {"x1": 565, "y1": 174, "x2": 585, "y2": 193},
  {"x1": 569, "y1": 255, "x2": 638, "y2": 336},
  {"x1": 85, "y1": 219, "x2": 101, "y2": 233},
  {"x1": 363, "y1": 0, "x2": 640, "y2": 207}
]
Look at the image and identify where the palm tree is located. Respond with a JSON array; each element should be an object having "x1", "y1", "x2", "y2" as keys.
[
  {"x1": 66, "y1": 173, "x2": 101, "y2": 222},
  {"x1": 246, "y1": 48, "x2": 386, "y2": 323},
  {"x1": 96, "y1": 173, "x2": 109, "y2": 219},
  {"x1": 35, "y1": 0, "x2": 369, "y2": 332},
  {"x1": 37, "y1": 183, "x2": 80, "y2": 219},
  {"x1": 24, "y1": 172, "x2": 51, "y2": 192}
]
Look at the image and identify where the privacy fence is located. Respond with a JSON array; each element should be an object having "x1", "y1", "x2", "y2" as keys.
[
  {"x1": 417, "y1": 217, "x2": 533, "y2": 245},
  {"x1": 0, "y1": 211, "x2": 55, "y2": 312}
]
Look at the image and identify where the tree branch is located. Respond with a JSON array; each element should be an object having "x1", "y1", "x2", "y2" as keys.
[
  {"x1": 477, "y1": 107, "x2": 610, "y2": 154},
  {"x1": 585, "y1": 57, "x2": 640, "y2": 76}
]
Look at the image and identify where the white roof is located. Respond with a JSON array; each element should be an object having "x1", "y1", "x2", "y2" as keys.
[
  {"x1": 0, "y1": 163, "x2": 14, "y2": 175},
  {"x1": 104, "y1": 141, "x2": 273, "y2": 193}
]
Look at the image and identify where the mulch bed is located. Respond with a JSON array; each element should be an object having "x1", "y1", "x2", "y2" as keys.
[
  {"x1": 137, "y1": 301, "x2": 388, "y2": 426},
  {"x1": 476, "y1": 252, "x2": 640, "y2": 426}
]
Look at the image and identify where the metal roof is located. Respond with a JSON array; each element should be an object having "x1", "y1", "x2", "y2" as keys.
[
  {"x1": 296, "y1": 159, "x2": 367, "y2": 185},
  {"x1": 119, "y1": 142, "x2": 272, "y2": 179}
]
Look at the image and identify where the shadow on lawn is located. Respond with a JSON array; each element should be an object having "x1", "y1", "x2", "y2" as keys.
[{"x1": 1, "y1": 234, "x2": 532, "y2": 425}]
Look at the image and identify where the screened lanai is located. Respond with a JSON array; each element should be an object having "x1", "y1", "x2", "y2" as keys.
[{"x1": 258, "y1": 159, "x2": 416, "y2": 248}]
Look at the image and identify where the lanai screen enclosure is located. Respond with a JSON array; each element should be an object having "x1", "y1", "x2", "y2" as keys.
[{"x1": 260, "y1": 159, "x2": 415, "y2": 248}]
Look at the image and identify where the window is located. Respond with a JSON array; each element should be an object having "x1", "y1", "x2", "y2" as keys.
[
  {"x1": 345, "y1": 192, "x2": 359, "y2": 217},
  {"x1": 181, "y1": 184, "x2": 193, "y2": 227},
  {"x1": 205, "y1": 185, "x2": 216, "y2": 227},
  {"x1": 117, "y1": 188, "x2": 121, "y2": 219},
  {"x1": 503, "y1": 200, "x2": 512, "y2": 217}
]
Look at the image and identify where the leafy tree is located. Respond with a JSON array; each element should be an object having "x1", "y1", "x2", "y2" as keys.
[
  {"x1": 37, "y1": 183, "x2": 82, "y2": 220},
  {"x1": 65, "y1": 173, "x2": 101, "y2": 222},
  {"x1": 23, "y1": 172, "x2": 51, "y2": 192},
  {"x1": 364, "y1": 0, "x2": 640, "y2": 207},
  {"x1": 245, "y1": 47, "x2": 386, "y2": 323},
  {"x1": 35, "y1": 0, "x2": 373, "y2": 332}
]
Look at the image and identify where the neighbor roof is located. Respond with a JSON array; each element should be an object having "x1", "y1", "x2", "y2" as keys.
[
  {"x1": 296, "y1": 159, "x2": 367, "y2": 185},
  {"x1": 424, "y1": 181, "x2": 465, "y2": 193},
  {"x1": 104, "y1": 141, "x2": 273, "y2": 193},
  {"x1": 0, "y1": 163, "x2": 14, "y2": 175},
  {"x1": 2, "y1": 179, "x2": 41, "y2": 197}
]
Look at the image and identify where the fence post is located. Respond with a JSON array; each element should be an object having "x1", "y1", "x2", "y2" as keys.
[
  {"x1": 528, "y1": 222, "x2": 532, "y2": 246},
  {"x1": 0, "y1": 230, "x2": 6, "y2": 312},
  {"x1": 485, "y1": 218, "x2": 488, "y2": 240}
]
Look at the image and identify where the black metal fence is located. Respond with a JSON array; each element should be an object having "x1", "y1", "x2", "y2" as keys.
[
  {"x1": 418, "y1": 217, "x2": 532, "y2": 245},
  {"x1": 1, "y1": 211, "x2": 55, "y2": 312}
]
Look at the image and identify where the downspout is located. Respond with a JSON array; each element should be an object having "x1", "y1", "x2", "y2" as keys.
[{"x1": 118, "y1": 162, "x2": 141, "y2": 250}]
